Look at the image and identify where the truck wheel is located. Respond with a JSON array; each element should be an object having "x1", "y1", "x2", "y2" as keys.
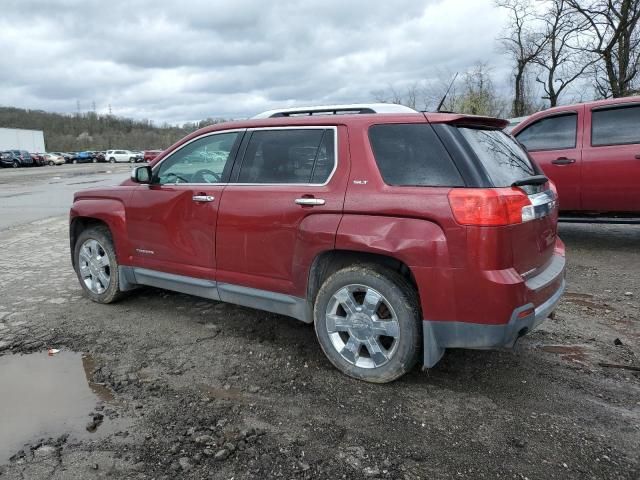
[
  {"x1": 314, "y1": 265, "x2": 421, "y2": 383},
  {"x1": 74, "y1": 226, "x2": 124, "y2": 304}
]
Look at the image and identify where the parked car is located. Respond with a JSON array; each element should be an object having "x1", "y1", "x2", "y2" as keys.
[
  {"x1": 105, "y1": 149, "x2": 141, "y2": 163},
  {"x1": 70, "y1": 151, "x2": 99, "y2": 164},
  {"x1": 69, "y1": 103, "x2": 565, "y2": 383},
  {"x1": 50, "y1": 152, "x2": 72, "y2": 163},
  {"x1": 42, "y1": 153, "x2": 66, "y2": 166},
  {"x1": 1, "y1": 150, "x2": 34, "y2": 167},
  {"x1": 0, "y1": 151, "x2": 16, "y2": 167},
  {"x1": 30, "y1": 152, "x2": 46, "y2": 166},
  {"x1": 143, "y1": 150, "x2": 163, "y2": 162},
  {"x1": 512, "y1": 96, "x2": 640, "y2": 219}
]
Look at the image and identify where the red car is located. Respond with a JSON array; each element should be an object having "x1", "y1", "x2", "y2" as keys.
[
  {"x1": 143, "y1": 150, "x2": 163, "y2": 162},
  {"x1": 69, "y1": 104, "x2": 565, "y2": 383},
  {"x1": 512, "y1": 96, "x2": 640, "y2": 218}
]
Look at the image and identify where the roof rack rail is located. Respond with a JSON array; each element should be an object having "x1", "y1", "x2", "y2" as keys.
[{"x1": 252, "y1": 103, "x2": 418, "y2": 119}]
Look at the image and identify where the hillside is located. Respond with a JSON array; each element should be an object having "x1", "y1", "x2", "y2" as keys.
[{"x1": 0, "y1": 107, "x2": 227, "y2": 152}]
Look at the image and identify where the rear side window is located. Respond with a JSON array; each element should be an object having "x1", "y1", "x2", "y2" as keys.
[
  {"x1": 592, "y1": 105, "x2": 640, "y2": 146},
  {"x1": 237, "y1": 128, "x2": 335, "y2": 184},
  {"x1": 368, "y1": 124, "x2": 464, "y2": 187},
  {"x1": 515, "y1": 113, "x2": 577, "y2": 151},
  {"x1": 459, "y1": 128, "x2": 535, "y2": 187}
]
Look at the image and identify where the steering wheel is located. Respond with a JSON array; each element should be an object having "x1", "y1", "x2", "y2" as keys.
[
  {"x1": 165, "y1": 172, "x2": 189, "y2": 183},
  {"x1": 192, "y1": 169, "x2": 221, "y2": 183}
]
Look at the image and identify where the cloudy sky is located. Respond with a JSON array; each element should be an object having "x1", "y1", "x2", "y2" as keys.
[{"x1": 1, "y1": 0, "x2": 512, "y2": 124}]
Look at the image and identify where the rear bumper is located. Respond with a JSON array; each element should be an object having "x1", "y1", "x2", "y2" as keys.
[{"x1": 422, "y1": 265, "x2": 566, "y2": 368}]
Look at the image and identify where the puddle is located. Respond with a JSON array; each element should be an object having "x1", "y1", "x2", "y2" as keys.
[
  {"x1": 67, "y1": 180, "x2": 103, "y2": 185},
  {"x1": 540, "y1": 344, "x2": 589, "y2": 364},
  {"x1": 0, "y1": 351, "x2": 117, "y2": 461}
]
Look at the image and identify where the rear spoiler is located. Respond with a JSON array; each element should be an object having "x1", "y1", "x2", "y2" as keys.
[{"x1": 424, "y1": 113, "x2": 509, "y2": 130}]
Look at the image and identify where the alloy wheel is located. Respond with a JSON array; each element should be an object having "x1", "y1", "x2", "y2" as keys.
[
  {"x1": 78, "y1": 239, "x2": 111, "y2": 294},
  {"x1": 325, "y1": 284, "x2": 400, "y2": 369}
]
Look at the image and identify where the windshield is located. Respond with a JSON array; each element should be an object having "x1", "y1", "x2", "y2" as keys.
[{"x1": 458, "y1": 128, "x2": 536, "y2": 187}]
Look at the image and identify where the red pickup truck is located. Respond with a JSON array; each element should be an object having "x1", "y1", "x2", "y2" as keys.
[{"x1": 512, "y1": 97, "x2": 640, "y2": 219}]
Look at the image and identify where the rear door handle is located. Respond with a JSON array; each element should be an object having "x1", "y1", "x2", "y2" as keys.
[
  {"x1": 295, "y1": 198, "x2": 325, "y2": 206},
  {"x1": 551, "y1": 157, "x2": 576, "y2": 165},
  {"x1": 192, "y1": 195, "x2": 215, "y2": 202}
]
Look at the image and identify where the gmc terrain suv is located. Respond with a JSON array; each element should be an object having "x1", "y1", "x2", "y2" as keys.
[
  {"x1": 70, "y1": 104, "x2": 566, "y2": 383},
  {"x1": 512, "y1": 96, "x2": 640, "y2": 220}
]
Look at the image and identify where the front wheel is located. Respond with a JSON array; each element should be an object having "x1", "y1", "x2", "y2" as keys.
[
  {"x1": 109, "y1": 158, "x2": 116, "y2": 163},
  {"x1": 72, "y1": 159, "x2": 78, "y2": 164},
  {"x1": 48, "y1": 160, "x2": 54, "y2": 166},
  {"x1": 12, "y1": 160, "x2": 19, "y2": 168},
  {"x1": 74, "y1": 226, "x2": 123, "y2": 303},
  {"x1": 314, "y1": 265, "x2": 421, "y2": 383}
]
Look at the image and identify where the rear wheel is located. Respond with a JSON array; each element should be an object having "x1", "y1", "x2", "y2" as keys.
[
  {"x1": 72, "y1": 159, "x2": 78, "y2": 164},
  {"x1": 74, "y1": 226, "x2": 123, "y2": 304},
  {"x1": 109, "y1": 158, "x2": 116, "y2": 163},
  {"x1": 48, "y1": 160, "x2": 54, "y2": 166},
  {"x1": 314, "y1": 265, "x2": 421, "y2": 383}
]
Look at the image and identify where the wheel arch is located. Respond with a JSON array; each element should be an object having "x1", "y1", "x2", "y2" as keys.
[
  {"x1": 307, "y1": 249, "x2": 420, "y2": 314},
  {"x1": 70, "y1": 198, "x2": 128, "y2": 268}
]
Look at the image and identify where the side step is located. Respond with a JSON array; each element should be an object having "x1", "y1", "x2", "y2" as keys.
[{"x1": 559, "y1": 216, "x2": 640, "y2": 225}]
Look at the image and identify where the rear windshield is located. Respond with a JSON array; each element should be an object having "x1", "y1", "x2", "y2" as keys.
[{"x1": 458, "y1": 128, "x2": 535, "y2": 187}]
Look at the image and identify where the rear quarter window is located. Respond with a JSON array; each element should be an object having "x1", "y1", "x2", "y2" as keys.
[{"x1": 368, "y1": 124, "x2": 464, "y2": 187}]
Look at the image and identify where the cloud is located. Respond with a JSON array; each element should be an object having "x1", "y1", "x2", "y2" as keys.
[{"x1": 0, "y1": 0, "x2": 511, "y2": 124}]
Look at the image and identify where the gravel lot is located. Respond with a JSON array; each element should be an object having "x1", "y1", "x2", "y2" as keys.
[{"x1": 0, "y1": 169, "x2": 638, "y2": 479}]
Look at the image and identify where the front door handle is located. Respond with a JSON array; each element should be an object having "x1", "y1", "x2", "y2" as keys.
[
  {"x1": 192, "y1": 195, "x2": 215, "y2": 202},
  {"x1": 295, "y1": 198, "x2": 325, "y2": 206},
  {"x1": 551, "y1": 157, "x2": 576, "y2": 165}
]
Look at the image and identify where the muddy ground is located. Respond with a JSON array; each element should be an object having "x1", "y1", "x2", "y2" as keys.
[{"x1": 0, "y1": 217, "x2": 638, "y2": 479}]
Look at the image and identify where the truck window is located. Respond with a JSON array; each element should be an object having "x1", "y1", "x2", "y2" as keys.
[
  {"x1": 515, "y1": 113, "x2": 577, "y2": 151},
  {"x1": 592, "y1": 105, "x2": 640, "y2": 146}
]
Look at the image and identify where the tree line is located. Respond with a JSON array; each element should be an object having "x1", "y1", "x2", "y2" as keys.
[
  {"x1": 0, "y1": 107, "x2": 227, "y2": 152},
  {"x1": 377, "y1": 0, "x2": 640, "y2": 118}
]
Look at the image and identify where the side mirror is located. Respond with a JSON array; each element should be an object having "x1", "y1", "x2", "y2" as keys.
[{"x1": 131, "y1": 165, "x2": 152, "y2": 184}]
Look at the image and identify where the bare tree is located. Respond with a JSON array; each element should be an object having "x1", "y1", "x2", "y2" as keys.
[
  {"x1": 567, "y1": 0, "x2": 640, "y2": 97},
  {"x1": 497, "y1": 0, "x2": 548, "y2": 116},
  {"x1": 454, "y1": 63, "x2": 509, "y2": 117},
  {"x1": 534, "y1": 0, "x2": 597, "y2": 106}
]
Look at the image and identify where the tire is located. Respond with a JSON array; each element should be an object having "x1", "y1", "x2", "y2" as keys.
[
  {"x1": 74, "y1": 226, "x2": 123, "y2": 304},
  {"x1": 93, "y1": 158, "x2": 97, "y2": 163},
  {"x1": 313, "y1": 264, "x2": 421, "y2": 383},
  {"x1": 109, "y1": 158, "x2": 116, "y2": 163},
  {"x1": 12, "y1": 160, "x2": 19, "y2": 168},
  {"x1": 72, "y1": 159, "x2": 78, "y2": 164},
  {"x1": 129, "y1": 157, "x2": 135, "y2": 163},
  {"x1": 48, "y1": 160, "x2": 54, "y2": 166}
]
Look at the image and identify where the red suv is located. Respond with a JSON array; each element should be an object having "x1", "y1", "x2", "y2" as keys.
[
  {"x1": 70, "y1": 104, "x2": 566, "y2": 383},
  {"x1": 512, "y1": 96, "x2": 640, "y2": 218}
]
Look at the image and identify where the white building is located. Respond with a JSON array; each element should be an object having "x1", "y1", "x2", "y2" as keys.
[{"x1": 0, "y1": 127, "x2": 46, "y2": 152}]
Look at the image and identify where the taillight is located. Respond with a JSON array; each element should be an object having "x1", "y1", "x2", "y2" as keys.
[{"x1": 448, "y1": 187, "x2": 533, "y2": 226}]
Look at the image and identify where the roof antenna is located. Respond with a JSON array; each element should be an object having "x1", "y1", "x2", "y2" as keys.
[{"x1": 436, "y1": 72, "x2": 458, "y2": 112}]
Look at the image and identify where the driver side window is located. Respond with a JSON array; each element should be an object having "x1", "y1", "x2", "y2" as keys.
[{"x1": 155, "y1": 131, "x2": 240, "y2": 184}]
